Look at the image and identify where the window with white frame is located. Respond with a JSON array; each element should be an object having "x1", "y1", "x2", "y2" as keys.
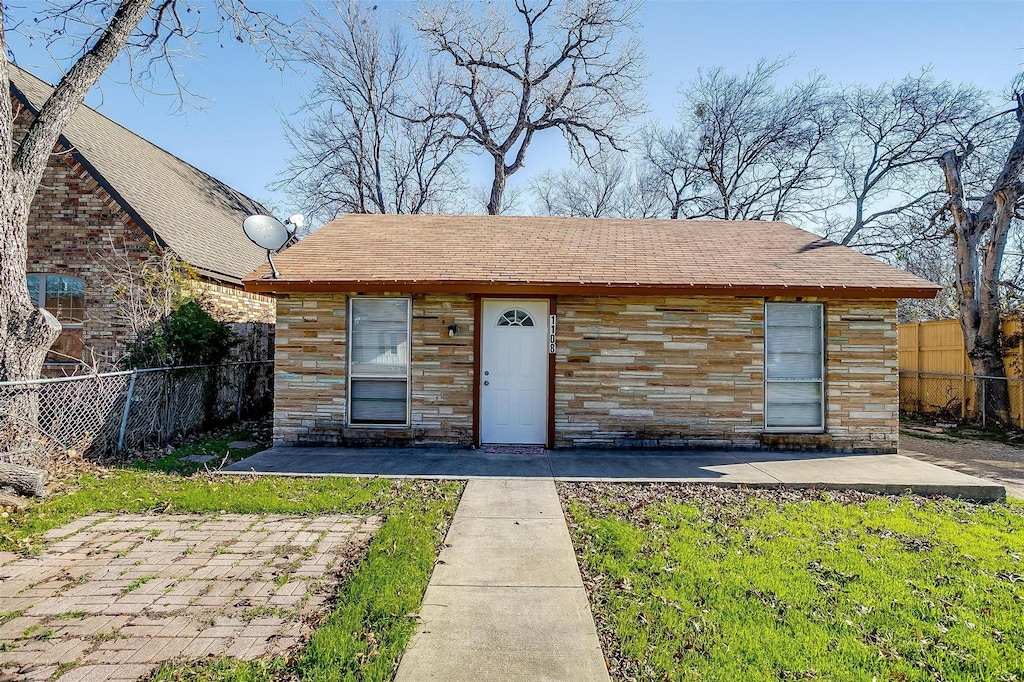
[
  {"x1": 27, "y1": 274, "x2": 85, "y2": 363},
  {"x1": 764, "y1": 303, "x2": 824, "y2": 430},
  {"x1": 348, "y1": 297, "x2": 411, "y2": 426}
]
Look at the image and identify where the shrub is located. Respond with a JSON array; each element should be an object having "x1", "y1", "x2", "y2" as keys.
[{"x1": 122, "y1": 301, "x2": 239, "y2": 368}]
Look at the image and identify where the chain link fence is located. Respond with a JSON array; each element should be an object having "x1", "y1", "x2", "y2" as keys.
[
  {"x1": 0, "y1": 361, "x2": 272, "y2": 465},
  {"x1": 899, "y1": 370, "x2": 1024, "y2": 427}
]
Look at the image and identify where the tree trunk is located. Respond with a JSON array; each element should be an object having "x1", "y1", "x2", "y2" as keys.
[
  {"x1": 0, "y1": 461, "x2": 47, "y2": 497},
  {"x1": 967, "y1": 337, "x2": 1012, "y2": 425},
  {"x1": 0, "y1": 491, "x2": 29, "y2": 510},
  {"x1": 0, "y1": 306, "x2": 61, "y2": 463},
  {"x1": 939, "y1": 95, "x2": 1024, "y2": 427},
  {"x1": 487, "y1": 157, "x2": 507, "y2": 215},
  {"x1": 0, "y1": 0, "x2": 156, "y2": 465}
]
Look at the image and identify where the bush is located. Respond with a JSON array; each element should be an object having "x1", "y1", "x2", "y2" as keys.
[{"x1": 122, "y1": 301, "x2": 239, "y2": 369}]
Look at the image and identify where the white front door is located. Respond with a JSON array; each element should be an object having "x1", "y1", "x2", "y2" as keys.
[{"x1": 480, "y1": 299, "x2": 549, "y2": 445}]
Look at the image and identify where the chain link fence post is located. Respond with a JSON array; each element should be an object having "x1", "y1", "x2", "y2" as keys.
[{"x1": 116, "y1": 370, "x2": 138, "y2": 453}]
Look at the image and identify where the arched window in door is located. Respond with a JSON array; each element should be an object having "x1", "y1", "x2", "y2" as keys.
[{"x1": 497, "y1": 309, "x2": 535, "y2": 327}]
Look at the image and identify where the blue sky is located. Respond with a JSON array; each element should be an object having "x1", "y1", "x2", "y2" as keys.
[{"x1": 6, "y1": 0, "x2": 1023, "y2": 215}]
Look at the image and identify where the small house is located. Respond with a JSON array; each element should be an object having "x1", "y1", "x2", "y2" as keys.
[
  {"x1": 9, "y1": 65, "x2": 275, "y2": 369},
  {"x1": 244, "y1": 216, "x2": 939, "y2": 452}
]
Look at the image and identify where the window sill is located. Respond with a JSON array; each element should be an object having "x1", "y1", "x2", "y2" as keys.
[{"x1": 347, "y1": 423, "x2": 411, "y2": 429}]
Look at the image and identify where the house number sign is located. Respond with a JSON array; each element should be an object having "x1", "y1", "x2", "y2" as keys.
[{"x1": 548, "y1": 315, "x2": 557, "y2": 354}]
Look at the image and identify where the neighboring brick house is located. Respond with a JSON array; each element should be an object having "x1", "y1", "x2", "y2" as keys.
[
  {"x1": 244, "y1": 215, "x2": 939, "y2": 453},
  {"x1": 9, "y1": 65, "x2": 275, "y2": 369}
]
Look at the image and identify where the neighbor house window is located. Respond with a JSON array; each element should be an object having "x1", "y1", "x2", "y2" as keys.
[
  {"x1": 27, "y1": 274, "x2": 85, "y2": 363},
  {"x1": 347, "y1": 297, "x2": 411, "y2": 426},
  {"x1": 765, "y1": 302, "x2": 824, "y2": 430}
]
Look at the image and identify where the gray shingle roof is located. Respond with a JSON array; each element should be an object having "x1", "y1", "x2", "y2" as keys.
[{"x1": 10, "y1": 64, "x2": 270, "y2": 284}]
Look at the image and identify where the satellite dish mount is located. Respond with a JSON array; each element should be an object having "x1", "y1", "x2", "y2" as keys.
[{"x1": 242, "y1": 214, "x2": 303, "y2": 279}]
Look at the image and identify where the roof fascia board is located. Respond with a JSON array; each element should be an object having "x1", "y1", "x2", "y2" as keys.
[{"x1": 242, "y1": 279, "x2": 940, "y2": 300}]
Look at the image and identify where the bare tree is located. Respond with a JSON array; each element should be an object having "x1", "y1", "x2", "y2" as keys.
[
  {"x1": 641, "y1": 125, "x2": 702, "y2": 220},
  {"x1": 934, "y1": 87, "x2": 1024, "y2": 424},
  {"x1": 0, "y1": 1, "x2": 283, "y2": 466},
  {"x1": 530, "y1": 153, "x2": 664, "y2": 218},
  {"x1": 833, "y1": 72, "x2": 991, "y2": 251},
  {"x1": 275, "y1": 1, "x2": 463, "y2": 220},
  {"x1": 646, "y1": 58, "x2": 840, "y2": 223},
  {"x1": 411, "y1": 0, "x2": 645, "y2": 215},
  {"x1": 93, "y1": 232, "x2": 197, "y2": 341}
]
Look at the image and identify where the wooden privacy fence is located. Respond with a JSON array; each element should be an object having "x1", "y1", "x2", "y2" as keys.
[{"x1": 898, "y1": 318, "x2": 1024, "y2": 425}]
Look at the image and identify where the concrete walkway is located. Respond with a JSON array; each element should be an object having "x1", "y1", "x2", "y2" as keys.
[
  {"x1": 394, "y1": 478, "x2": 609, "y2": 681},
  {"x1": 224, "y1": 447, "x2": 1006, "y2": 502}
]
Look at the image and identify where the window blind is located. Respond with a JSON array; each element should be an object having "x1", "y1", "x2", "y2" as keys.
[
  {"x1": 765, "y1": 303, "x2": 824, "y2": 429},
  {"x1": 349, "y1": 298, "x2": 410, "y2": 425}
]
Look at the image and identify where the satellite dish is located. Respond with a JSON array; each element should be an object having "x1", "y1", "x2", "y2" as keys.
[
  {"x1": 243, "y1": 214, "x2": 292, "y2": 279},
  {"x1": 243, "y1": 214, "x2": 291, "y2": 251}
]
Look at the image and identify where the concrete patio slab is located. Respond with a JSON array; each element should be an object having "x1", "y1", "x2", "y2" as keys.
[
  {"x1": 546, "y1": 450, "x2": 780, "y2": 483},
  {"x1": 224, "y1": 446, "x2": 1007, "y2": 501},
  {"x1": 224, "y1": 447, "x2": 553, "y2": 478},
  {"x1": 739, "y1": 452, "x2": 1006, "y2": 500}
]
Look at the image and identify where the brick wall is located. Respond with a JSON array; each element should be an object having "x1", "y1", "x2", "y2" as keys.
[
  {"x1": 272, "y1": 292, "x2": 899, "y2": 452},
  {"x1": 18, "y1": 99, "x2": 274, "y2": 368},
  {"x1": 273, "y1": 293, "x2": 474, "y2": 446},
  {"x1": 26, "y1": 126, "x2": 151, "y2": 366},
  {"x1": 196, "y1": 281, "x2": 275, "y2": 324}
]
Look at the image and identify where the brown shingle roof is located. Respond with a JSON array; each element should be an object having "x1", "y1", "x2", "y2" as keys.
[
  {"x1": 10, "y1": 65, "x2": 269, "y2": 284},
  {"x1": 243, "y1": 215, "x2": 939, "y2": 299}
]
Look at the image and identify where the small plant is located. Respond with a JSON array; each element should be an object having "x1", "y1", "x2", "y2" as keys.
[
  {"x1": 91, "y1": 629, "x2": 122, "y2": 644},
  {"x1": 242, "y1": 605, "x2": 295, "y2": 622},
  {"x1": 121, "y1": 575, "x2": 157, "y2": 595},
  {"x1": 54, "y1": 611, "x2": 86, "y2": 621},
  {"x1": 54, "y1": 662, "x2": 78, "y2": 678}
]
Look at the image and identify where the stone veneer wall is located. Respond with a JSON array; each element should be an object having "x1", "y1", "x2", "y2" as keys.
[
  {"x1": 554, "y1": 296, "x2": 898, "y2": 452},
  {"x1": 824, "y1": 300, "x2": 899, "y2": 452},
  {"x1": 555, "y1": 296, "x2": 765, "y2": 448},
  {"x1": 273, "y1": 292, "x2": 899, "y2": 452},
  {"x1": 273, "y1": 293, "x2": 474, "y2": 446}
]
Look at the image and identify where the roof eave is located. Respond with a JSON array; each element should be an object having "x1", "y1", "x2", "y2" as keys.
[{"x1": 242, "y1": 278, "x2": 941, "y2": 300}]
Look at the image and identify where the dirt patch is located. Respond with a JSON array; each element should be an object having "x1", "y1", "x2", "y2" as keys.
[{"x1": 901, "y1": 433, "x2": 1024, "y2": 499}]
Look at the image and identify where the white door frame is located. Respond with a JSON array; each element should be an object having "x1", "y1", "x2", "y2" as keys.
[{"x1": 478, "y1": 298, "x2": 550, "y2": 445}]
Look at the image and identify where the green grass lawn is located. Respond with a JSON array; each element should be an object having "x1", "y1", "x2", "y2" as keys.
[
  {"x1": 561, "y1": 483, "x2": 1024, "y2": 682},
  {"x1": 0, "y1": 427, "x2": 462, "y2": 682}
]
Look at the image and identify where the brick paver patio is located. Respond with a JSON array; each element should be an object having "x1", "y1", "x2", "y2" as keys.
[{"x1": 0, "y1": 512, "x2": 380, "y2": 681}]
